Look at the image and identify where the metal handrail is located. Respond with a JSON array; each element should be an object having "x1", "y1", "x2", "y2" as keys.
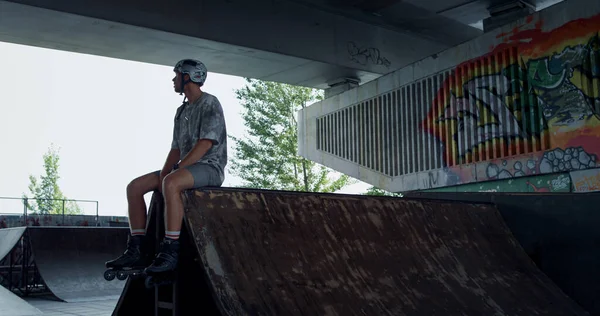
[{"x1": 0, "y1": 196, "x2": 99, "y2": 226}]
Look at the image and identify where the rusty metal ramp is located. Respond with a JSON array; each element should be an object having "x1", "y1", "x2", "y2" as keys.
[{"x1": 179, "y1": 188, "x2": 589, "y2": 315}]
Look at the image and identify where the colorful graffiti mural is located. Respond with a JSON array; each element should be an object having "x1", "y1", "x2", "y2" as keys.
[{"x1": 420, "y1": 11, "x2": 600, "y2": 191}]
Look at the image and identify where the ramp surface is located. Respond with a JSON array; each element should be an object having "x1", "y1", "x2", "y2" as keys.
[
  {"x1": 27, "y1": 227, "x2": 129, "y2": 302},
  {"x1": 181, "y1": 189, "x2": 589, "y2": 315},
  {"x1": 0, "y1": 227, "x2": 26, "y2": 261},
  {"x1": 404, "y1": 191, "x2": 600, "y2": 315},
  {"x1": 0, "y1": 284, "x2": 41, "y2": 316}
]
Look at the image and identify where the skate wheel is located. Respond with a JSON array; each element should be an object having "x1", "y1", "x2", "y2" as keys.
[
  {"x1": 104, "y1": 270, "x2": 116, "y2": 281},
  {"x1": 144, "y1": 276, "x2": 154, "y2": 289},
  {"x1": 130, "y1": 271, "x2": 144, "y2": 279},
  {"x1": 117, "y1": 271, "x2": 128, "y2": 281}
]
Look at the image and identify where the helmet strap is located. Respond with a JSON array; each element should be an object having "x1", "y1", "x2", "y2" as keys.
[
  {"x1": 179, "y1": 75, "x2": 192, "y2": 96},
  {"x1": 178, "y1": 73, "x2": 192, "y2": 102}
]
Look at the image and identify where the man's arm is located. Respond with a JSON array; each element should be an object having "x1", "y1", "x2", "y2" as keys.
[
  {"x1": 177, "y1": 139, "x2": 213, "y2": 169},
  {"x1": 163, "y1": 104, "x2": 184, "y2": 178},
  {"x1": 160, "y1": 148, "x2": 180, "y2": 177}
]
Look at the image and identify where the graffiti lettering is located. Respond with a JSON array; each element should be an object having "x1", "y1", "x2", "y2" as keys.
[
  {"x1": 428, "y1": 172, "x2": 439, "y2": 187},
  {"x1": 347, "y1": 42, "x2": 391, "y2": 68},
  {"x1": 423, "y1": 50, "x2": 546, "y2": 165},
  {"x1": 441, "y1": 74, "x2": 528, "y2": 159},
  {"x1": 550, "y1": 174, "x2": 570, "y2": 190},
  {"x1": 571, "y1": 168, "x2": 600, "y2": 192}
]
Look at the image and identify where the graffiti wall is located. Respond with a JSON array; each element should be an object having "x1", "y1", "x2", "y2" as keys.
[
  {"x1": 426, "y1": 168, "x2": 600, "y2": 193},
  {"x1": 420, "y1": 11, "x2": 600, "y2": 192},
  {"x1": 426, "y1": 173, "x2": 572, "y2": 193}
]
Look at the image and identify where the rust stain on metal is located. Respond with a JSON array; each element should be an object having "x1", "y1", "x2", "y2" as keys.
[{"x1": 184, "y1": 189, "x2": 589, "y2": 316}]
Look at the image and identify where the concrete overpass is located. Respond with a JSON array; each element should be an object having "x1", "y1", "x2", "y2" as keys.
[
  {"x1": 298, "y1": 0, "x2": 600, "y2": 193},
  {"x1": 0, "y1": 0, "x2": 543, "y2": 91},
  {"x1": 4, "y1": 0, "x2": 590, "y2": 195}
]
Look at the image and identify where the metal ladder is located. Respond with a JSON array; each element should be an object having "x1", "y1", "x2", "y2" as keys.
[
  {"x1": 155, "y1": 279, "x2": 178, "y2": 316},
  {"x1": 153, "y1": 195, "x2": 179, "y2": 316}
]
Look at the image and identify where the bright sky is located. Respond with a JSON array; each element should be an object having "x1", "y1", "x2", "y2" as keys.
[{"x1": 0, "y1": 41, "x2": 370, "y2": 217}]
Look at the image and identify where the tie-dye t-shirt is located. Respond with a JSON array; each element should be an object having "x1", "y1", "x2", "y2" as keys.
[{"x1": 171, "y1": 92, "x2": 227, "y2": 181}]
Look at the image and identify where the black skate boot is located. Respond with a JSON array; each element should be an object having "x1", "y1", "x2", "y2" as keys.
[
  {"x1": 104, "y1": 235, "x2": 151, "y2": 281},
  {"x1": 143, "y1": 238, "x2": 180, "y2": 288}
]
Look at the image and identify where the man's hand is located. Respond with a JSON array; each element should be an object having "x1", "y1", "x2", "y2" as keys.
[{"x1": 178, "y1": 139, "x2": 213, "y2": 169}]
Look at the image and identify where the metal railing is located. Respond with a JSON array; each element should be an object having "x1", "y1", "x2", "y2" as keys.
[{"x1": 0, "y1": 196, "x2": 99, "y2": 226}]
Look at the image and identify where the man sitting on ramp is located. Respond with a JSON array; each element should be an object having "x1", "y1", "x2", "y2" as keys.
[{"x1": 105, "y1": 58, "x2": 227, "y2": 276}]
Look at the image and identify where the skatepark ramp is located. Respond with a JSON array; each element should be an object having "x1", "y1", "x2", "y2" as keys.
[
  {"x1": 0, "y1": 227, "x2": 41, "y2": 315},
  {"x1": 113, "y1": 188, "x2": 593, "y2": 315},
  {"x1": 0, "y1": 226, "x2": 130, "y2": 303},
  {"x1": 0, "y1": 227, "x2": 26, "y2": 261},
  {"x1": 27, "y1": 227, "x2": 130, "y2": 302},
  {"x1": 404, "y1": 191, "x2": 600, "y2": 316},
  {"x1": 0, "y1": 285, "x2": 41, "y2": 316}
]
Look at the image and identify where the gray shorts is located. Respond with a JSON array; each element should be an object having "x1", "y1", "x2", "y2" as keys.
[{"x1": 154, "y1": 163, "x2": 223, "y2": 188}]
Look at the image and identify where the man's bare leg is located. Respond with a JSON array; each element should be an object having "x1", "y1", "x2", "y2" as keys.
[
  {"x1": 126, "y1": 171, "x2": 160, "y2": 236},
  {"x1": 161, "y1": 169, "x2": 195, "y2": 239},
  {"x1": 143, "y1": 169, "x2": 194, "y2": 275},
  {"x1": 105, "y1": 171, "x2": 160, "y2": 270}
]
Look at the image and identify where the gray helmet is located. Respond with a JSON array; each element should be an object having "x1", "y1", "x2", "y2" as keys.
[{"x1": 174, "y1": 59, "x2": 207, "y2": 87}]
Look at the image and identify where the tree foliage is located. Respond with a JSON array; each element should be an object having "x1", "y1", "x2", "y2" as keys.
[
  {"x1": 229, "y1": 78, "x2": 356, "y2": 192},
  {"x1": 23, "y1": 144, "x2": 82, "y2": 215},
  {"x1": 364, "y1": 186, "x2": 403, "y2": 197}
]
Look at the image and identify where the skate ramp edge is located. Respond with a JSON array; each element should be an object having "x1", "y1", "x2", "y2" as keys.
[
  {"x1": 403, "y1": 191, "x2": 600, "y2": 315},
  {"x1": 27, "y1": 227, "x2": 130, "y2": 302},
  {"x1": 0, "y1": 285, "x2": 42, "y2": 316},
  {"x1": 183, "y1": 188, "x2": 590, "y2": 316},
  {"x1": 0, "y1": 227, "x2": 26, "y2": 261}
]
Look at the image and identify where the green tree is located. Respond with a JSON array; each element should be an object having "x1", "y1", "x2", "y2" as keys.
[
  {"x1": 364, "y1": 186, "x2": 403, "y2": 197},
  {"x1": 230, "y1": 78, "x2": 356, "y2": 192},
  {"x1": 23, "y1": 144, "x2": 83, "y2": 215}
]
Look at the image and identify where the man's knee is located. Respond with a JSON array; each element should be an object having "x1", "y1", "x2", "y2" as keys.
[
  {"x1": 126, "y1": 179, "x2": 144, "y2": 198},
  {"x1": 162, "y1": 174, "x2": 181, "y2": 195},
  {"x1": 127, "y1": 174, "x2": 159, "y2": 198}
]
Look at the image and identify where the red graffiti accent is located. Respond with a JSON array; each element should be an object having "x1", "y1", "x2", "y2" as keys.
[
  {"x1": 493, "y1": 13, "x2": 600, "y2": 58},
  {"x1": 563, "y1": 133, "x2": 600, "y2": 157},
  {"x1": 526, "y1": 15, "x2": 534, "y2": 24},
  {"x1": 526, "y1": 181, "x2": 550, "y2": 192},
  {"x1": 498, "y1": 13, "x2": 600, "y2": 59}
]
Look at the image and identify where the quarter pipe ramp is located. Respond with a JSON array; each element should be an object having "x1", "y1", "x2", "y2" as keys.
[
  {"x1": 0, "y1": 226, "x2": 130, "y2": 303},
  {"x1": 0, "y1": 227, "x2": 26, "y2": 262},
  {"x1": 114, "y1": 188, "x2": 590, "y2": 315},
  {"x1": 0, "y1": 285, "x2": 41, "y2": 316},
  {"x1": 27, "y1": 227, "x2": 130, "y2": 302}
]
